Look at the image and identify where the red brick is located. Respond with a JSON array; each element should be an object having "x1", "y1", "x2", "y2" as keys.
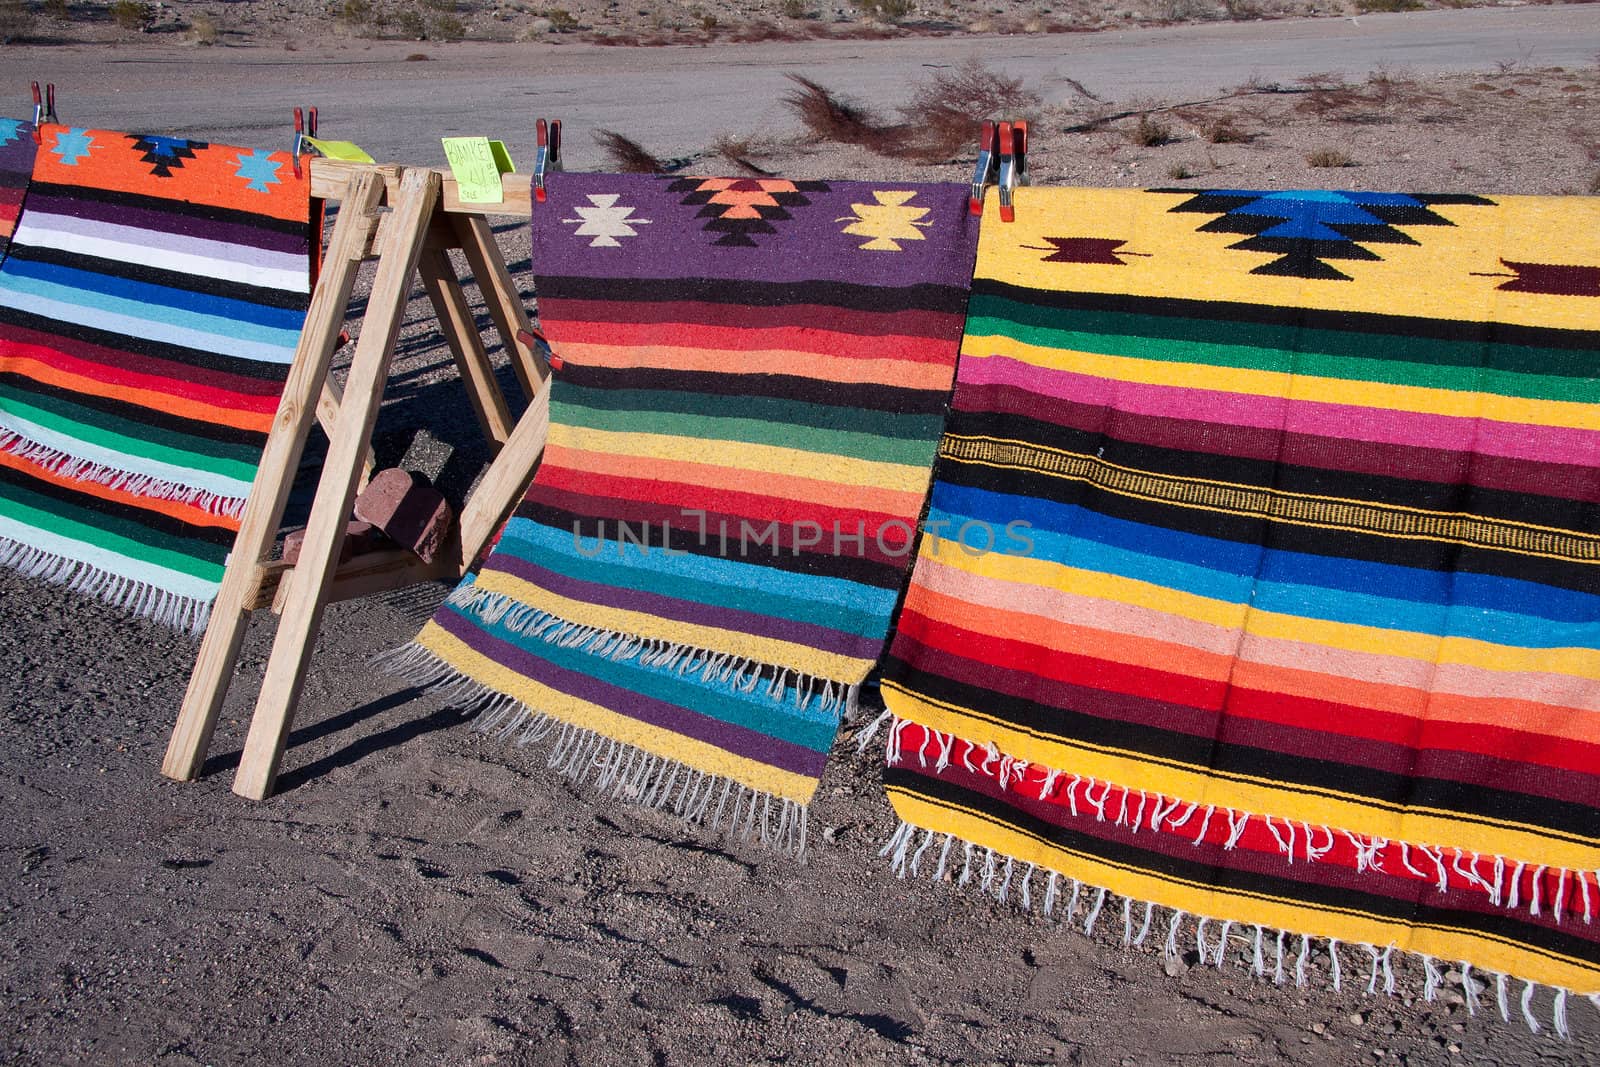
[{"x1": 353, "y1": 468, "x2": 454, "y2": 564}]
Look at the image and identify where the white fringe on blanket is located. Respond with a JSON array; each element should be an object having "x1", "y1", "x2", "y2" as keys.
[
  {"x1": 0, "y1": 431, "x2": 248, "y2": 519},
  {"x1": 856, "y1": 713, "x2": 1599, "y2": 1038},
  {"x1": 379, "y1": 640, "x2": 815, "y2": 859},
  {"x1": 879, "y1": 816, "x2": 1594, "y2": 1038},
  {"x1": 445, "y1": 580, "x2": 862, "y2": 719},
  {"x1": 0, "y1": 535, "x2": 211, "y2": 633},
  {"x1": 859, "y1": 711, "x2": 1600, "y2": 926}
]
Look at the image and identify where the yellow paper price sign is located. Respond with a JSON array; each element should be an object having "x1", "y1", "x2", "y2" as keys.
[
  {"x1": 442, "y1": 136, "x2": 516, "y2": 204},
  {"x1": 303, "y1": 136, "x2": 374, "y2": 163}
]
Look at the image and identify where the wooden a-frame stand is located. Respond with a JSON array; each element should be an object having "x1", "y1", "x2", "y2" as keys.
[{"x1": 161, "y1": 160, "x2": 552, "y2": 800}]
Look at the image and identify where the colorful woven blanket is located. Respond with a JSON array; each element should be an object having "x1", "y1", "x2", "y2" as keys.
[
  {"x1": 877, "y1": 187, "x2": 1600, "y2": 1022},
  {"x1": 402, "y1": 173, "x2": 976, "y2": 849},
  {"x1": 0, "y1": 124, "x2": 311, "y2": 630},
  {"x1": 0, "y1": 119, "x2": 37, "y2": 261}
]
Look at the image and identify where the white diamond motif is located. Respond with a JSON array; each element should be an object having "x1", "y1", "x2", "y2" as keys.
[{"x1": 563, "y1": 193, "x2": 653, "y2": 247}]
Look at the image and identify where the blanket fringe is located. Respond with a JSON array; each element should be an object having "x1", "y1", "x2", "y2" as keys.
[
  {"x1": 445, "y1": 582, "x2": 861, "y2": 719},
  {"x1": 0, "y1": 431, "x2": 247, "y2": 518},
  {"x1": 377, "y1": 641, "x2": 812, "y2": 859},
  {"x1": 883, "y1": 716, "x2": 1600, "y2": 928},
  {"x1": 879, "y1": 816, "x2": 1585, "y2": 1038},
  {"x1": 0, "y1": 535, "x2": 210, "y2": 633}
]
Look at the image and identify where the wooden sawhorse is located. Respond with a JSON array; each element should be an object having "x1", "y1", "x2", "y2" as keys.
[{"x1": 161, "y1": 159, "x2": 551, "y2": 800}]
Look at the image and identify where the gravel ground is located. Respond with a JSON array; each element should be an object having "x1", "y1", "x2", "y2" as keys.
[{"x1": 1, "y1": 44, "x2": 1599, "y2": 1067}]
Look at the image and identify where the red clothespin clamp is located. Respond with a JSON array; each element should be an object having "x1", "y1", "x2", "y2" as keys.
[
  {"x1": 292, "y1": 105, "x2": 318, "y2": 178},
  {"x1": 997, "y1": 120, "x2": 1028, "y2": 223},
  {"x1": 516, "y1": 326, "x2": 560, "y2": 371},
  {"x1": 969, "y1": 119, "x2": 997, "y2": 216},
  {"x1": 534, "y1": 118, "x2": 562, "y2": 204},
  {"x1": 29, "y1": 82, "x2": 56, "y2": 144}
]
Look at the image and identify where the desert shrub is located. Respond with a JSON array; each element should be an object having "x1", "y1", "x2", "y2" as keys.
[
  {"x1": 544, "y1": 6, "x2": 577, "y2": 29},
  {"x1": 1306, "y1": 147, "x2": 1355, "y2": 167},
  {"x1": 1128, "y1": 113, "x2": 1175, "y2": 146},
  {"x1": 340, "y1": 0, "x2": 373, "y2": 20},
  {"x1": 786, "y1": 63, "x2": 1042, "y2": 163},
  {"x1": 731, "y1": 19, "x2": 803, "y2": 41},
  {"x1": 712, "y1": 134, "x2": 779, "y2": 176},
  {"x1": 1203, "y1": 116, "x2": 1250, "y2": 142},
  {"x1": 783, "y1": 73, "x2": 901, "y2": 149},
  {"x1": 432, "y1": 11, "x2": 464, "y2": 36},
  {"x1": 593, "y1": 128, "x2": 665, "y2": 172},
  {"x1": 897, "y1": 58, "x2": 1043, "y2": 161},
  {"x1": 111, "y1": 0, "x2": 152, "y2": 30},
  {"x1": 187, "y1": 11, "x2": 219, "y2": 42},
  {"x1": 851, "y1": 0, "x2": 912, "y2": 20},
  {"x1": 1166, "y1": 161, "x2": 1199, "y2": 179},
  {"x1": 1355, "y1": 0, "x2": 1422, "y2": 10},
  {"x1": 780, "y1": 0, "x2": 813, "y2": 15},
  {"x1": 395, "y1": 5, "x2": 425, "y2": 35},
  {"x1": 0, "y1": 0, "x2": 36, "y2": 40},
  {"x1": 43, "y1": 0, "x2": 69, "y2": 19}
]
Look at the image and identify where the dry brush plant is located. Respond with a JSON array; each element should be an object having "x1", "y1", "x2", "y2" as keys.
[
  {"x1": 110, "y1": 0, "x2": 152, "y2": 30},
  {"x1": 593, "y1": 129, "x2": 667, "y2": 173},
  {"x1": 710, "y1": 134, "x2": 780, "y2": 177},
  {"x1": 782, "y1": 74, "x2": 903, "y2": 151},
  {"x1": 0, "y1": 0, "x2": 36, "y2": 42},
  {"x1": 186, "y1": 11, "x2": 220, "y2": 43},
  {"x1": 1202, "y1": 115, "x2": 1252, "y2": 143},
  {"x1": 1305, "y1": 147, "x2": 1355, "y2": 168},
  {"x1": 783, "y1": 61, "x2": 1042, "y2": 164},
  {"x1": 899, "y1": 58, "x2": 1043, "y2": 162},
  {"x1": 1127, "y1": 112, "x2": 1176, "y2": 147}
]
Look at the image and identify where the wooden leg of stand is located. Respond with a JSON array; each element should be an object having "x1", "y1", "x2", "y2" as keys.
[
  {"x1": 418, "y1": 248, "x2": 513, "y2": 449},
  {"x1": 451, "y1": 213, "x2": 543, "y2": 402},
  {"x1": 232, "y1": 168, "x2": 442, "y2": 801},
  {"x1": 161, "y1": 170, "x2": 388, "y2": 782}
]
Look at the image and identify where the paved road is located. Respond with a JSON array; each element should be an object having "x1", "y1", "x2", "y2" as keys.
[{"x1": 4, "y1": 6, "x2": 1598, "y2": 167}]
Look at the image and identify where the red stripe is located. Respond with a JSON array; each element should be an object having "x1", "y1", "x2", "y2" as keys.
[
  {"x1": 1227, "y1": 687, "x2": 1600, "y2": 778},
  {"x1": 0, "y1": 336, "x2": 281, "y2": 413},
  {"x1": 894, "y1": 614, "x2": 1600, "y2": 794},
  {"x1": 543, "y1": 296, "x2": 963, "y2": 339},
  {"x1": 895, "y1": 606, "x2": 1225, "y2": 709},
  {"x1": 0, "y1": 321, "x2": 282, "y2": 398},
  {"x1": 547, "y1": 316, "x2": 960, "y2": 364}
]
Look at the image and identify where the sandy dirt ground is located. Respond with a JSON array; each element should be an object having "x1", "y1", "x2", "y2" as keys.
[{"x1": 1, "y1": 22, "x2": 1600, "y2": 1067}]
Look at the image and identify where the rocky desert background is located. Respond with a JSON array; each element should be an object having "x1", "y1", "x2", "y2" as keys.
[
  {"x1": 2, "y1": 4, "x2": 1600, "y2": 1065},
  {"x1": 3, "y1": 0, "x2": 1591, "y2": 49}
]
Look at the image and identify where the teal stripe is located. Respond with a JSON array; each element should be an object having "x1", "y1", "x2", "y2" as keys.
[
  {"x1": 499, "y1": 524, "x2": 888, "y2": 638},
  {"x1": 505, "y1": 515, "x2": 898, "y2": 615},
  {"x1": 453, "y1": 602, "x2": 839, "y2": 753}
]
